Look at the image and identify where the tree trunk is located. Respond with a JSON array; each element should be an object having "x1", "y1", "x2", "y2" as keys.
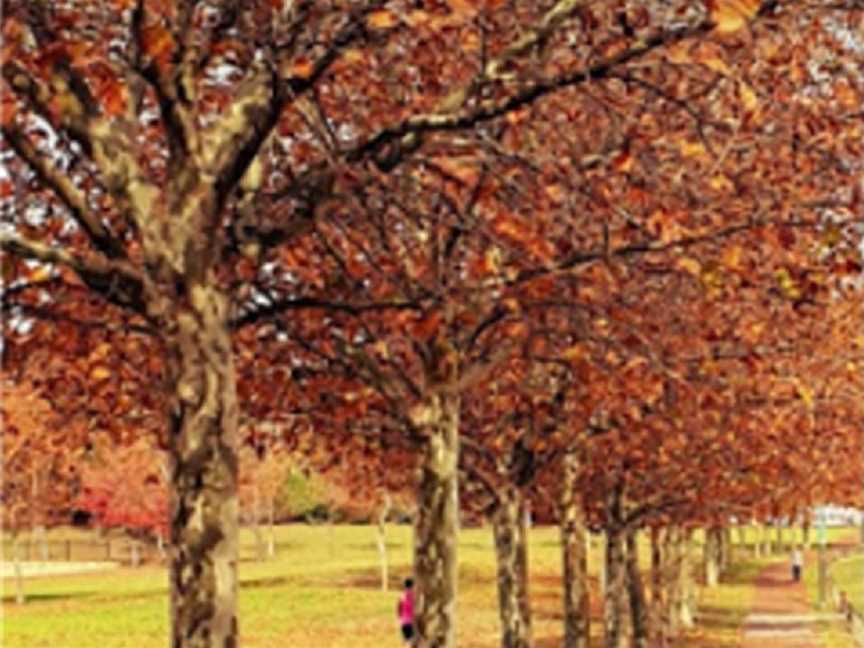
[
  {"x1": 34, "y1": 525, "x2": 49, "y2": 561},
  {"x1": 678, "y1": 529, "x2": 695, "y2": 629},
  {"x1": 599, "y1": 532, "x2": 607, "y2": 595},
  {"x1": 13, "y1": 536, "x2": 25, "y2": 605},
  {"x1": 720, "y1": 527, "x2": 732, "y2": 570},
  {"x1": 130, "y1": 539, "x2": 141, "y2": 568},
  {"x1": 704, "y1": 526, "x2": 720, "y2": 587},
  {"x1": 736, "y1": 525, "x2": 746, "y2": 549},
  {"x1": 603, "y1": 484, "x2": 628, "y2": 648},
  {"x1": 625, "y1": 528, "x2": 648, "y2": 648},
  {"x1": 516, "y1": 497, "x2": 531, "y2": 641},
  {"x1": 492, "y1": 486, "x2": 532, "y2": 648},
  {"x1": 603, "y1": 524, "x2": 627, "y2": 648},
  {"x1": 649, "y1": 528, "x2": 665, "y2": 648},
  {"x1": 157, "y1": 533, "x2": 167, "y2": 561},
  {"x1": 162, "y1": 288, "x2": 239, "y2": 648},
  {"x1": 251, "y1": 484, "x2": 266, "y2": 562},
  {"x1": 664, "y1": 528, "x2": 680, "y2": 638},
  {"x1": 412, "y1": 391, "x2": 460, "y2": 648},
  {"x1": 266, "y1": 498, "x2": 276, "y2": 559},
  {"x1": 377, "y1": 493, "x2": 392, "y2": 592},
  {"x1": 762, "y1": 523, "x2": 772, "y2": 555},
  {"x1": 775, "y1": 520, "x2": 783, "y2": 553},
  {"x1": 560, "y1": 449, "x2": 590, "y2": 648},
  {"x1": 752, "y1": 521, "x2": 762, "y2": 557}
]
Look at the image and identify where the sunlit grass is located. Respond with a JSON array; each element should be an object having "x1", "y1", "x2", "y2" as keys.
[{"x1": 2, "y1": 524, "x2": 857, "y2": 647}]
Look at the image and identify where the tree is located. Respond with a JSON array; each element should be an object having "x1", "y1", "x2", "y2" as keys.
[
  {"x1": 1, "y1": 375, "x2": 82, "y2": 603},
  {"x1": 77, "y1": 437, "x2": 169, "y2": 564},
  {"x1": 237, "y1": 429, "x2": 293, "y2": 560},
  {"x1": 3, "y1": 2, "x2": 864, "y2": 646}
]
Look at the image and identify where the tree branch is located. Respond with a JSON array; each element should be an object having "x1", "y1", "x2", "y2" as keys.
[
  {"x1": 0, "y1": 234, "x2": 145, "y2": 314},
  {"x1": 231, "y1": 296, "x2": 422, "y2": 330},
  {"x1": 348, "y1": 19, "x2": 720, "y2": 164},
  {"x1": 205, "y1": 0, "x2": 389, "y2": 215},
  {"x1": 2, "y1": 125, "x2": 126, "y2": 259}
]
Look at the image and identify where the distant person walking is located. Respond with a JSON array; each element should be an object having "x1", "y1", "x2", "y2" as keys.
[
  {"x1": 397, "y1": 578, "x2": 415, "y2": 645},
  {"x1": 791, "y1": 546, "x2": 803, "y2": 582}
]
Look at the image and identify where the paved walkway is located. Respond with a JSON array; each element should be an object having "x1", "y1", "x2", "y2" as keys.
[{"x1": 741, "y1": 559, "x2": 843, "y2": 647}]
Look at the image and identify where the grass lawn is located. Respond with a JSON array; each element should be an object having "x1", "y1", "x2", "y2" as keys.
[
  {"x1": 2, "y1": 524, "x2": 856, "y2": 647},
  {"x1": 830, "y1": 553, "x2": 864, "y2": 612}
]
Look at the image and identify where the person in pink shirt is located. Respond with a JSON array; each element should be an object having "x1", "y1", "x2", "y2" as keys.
[{"x1": 397, "y1": 578, "x2": 415, "y2": 645}]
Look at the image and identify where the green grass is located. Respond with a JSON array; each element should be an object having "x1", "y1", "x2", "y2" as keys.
[
  {"x1": 3, "y1": 524, "x2": 857, "y2": 647},
  {"x1": 2, "y1": 524, "x2": 570, "y2": 648},
  {"x1": 831, "y1": 553, "x2": 864, "y2": 611}
]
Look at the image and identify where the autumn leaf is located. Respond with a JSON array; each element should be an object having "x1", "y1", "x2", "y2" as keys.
[
  {"x1": 412, "y1": 311, "x2": 442, "y2": 341},
  {"x1": 612, "y1": 150, "x2": 634, "y2": 173},
  {"x1": 739, "y1": 82, "x2": 758, "y2": 112},
  {"x1": 290, "y1": 57, "x2": 314, "y2": 79},
  {"x1": 709, "y1": 0, "x2": 761, "y2": 33},
  {"x1": 709, "y1": 174, "x2": 734, "y2": 192},
  {"x1": 722, "y1": 245, "x2": 743, "y2": 270},
  {"x1": 676, "y1": 257, "x2": 701, "y2": 276},
  {"x1": 90, "y1": 366, "x2": 112, "y2": 381},
  {"x1": 679, "y1": 139, "x2": 707, "y2": 158},
  {"x1": 795, "y1": 381, "x2": 814, "y2": 409},
  {"x1": 367, "y1": 10, "x2": 398, "y2": 29},
  {"x1": 140, "y1": 23, "x2": 174, "y2": 64}
]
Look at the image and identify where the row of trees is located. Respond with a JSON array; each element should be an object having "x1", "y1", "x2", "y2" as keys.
[{"x1": 2, "y1": 0, "x2": 864, "y2": 646}]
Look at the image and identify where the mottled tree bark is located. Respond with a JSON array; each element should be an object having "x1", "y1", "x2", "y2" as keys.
[
  {"x1": 492, "y1": 486, "x2": 533, "y2": 648},
  {"x1": 664, "y1": 527, "x2": 682, "y2": 638},
  {"x1": 413, "y1": 391, "x2": 460, "y2": 648},
  {"x1": 624, "y1": 528, "x2": 648, "y2": 648},
  {"x1": 560, "y1": 449, "x2": 590, "y2": 648},
  {"x1": 162, "y1": 285, "x2": 239, "y2": 648},
  {"x1": 603, "y1": 525, "x2": 627, "y2": 648},
  {"x1": 603, "y1": 486, "x2": 627, "y2": 648},
  {"x1": 649, "y1": 528, "x2": 666, "y2": 648},
  {"x1": 516, "y1": 498, "x2": 531, "y2": 640}
]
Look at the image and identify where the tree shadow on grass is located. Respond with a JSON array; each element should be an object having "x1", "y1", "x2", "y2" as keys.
[
  {"x1": 320, "y1": 563, "x2": 497, "y2": 591},
  {"x1": 695, "y1": 605, "x2": 744, "y2": 633},
  {"x1": 239, "y1": 576, "x2": 291, "y2": 589},
  {"x1": 2, "y1": 591, "x2": 96, "y2": 604}
]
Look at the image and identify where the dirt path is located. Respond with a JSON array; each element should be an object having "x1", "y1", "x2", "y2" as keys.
[{"x1": 741, "y1": 559, "x2": 842, "y2": 647}]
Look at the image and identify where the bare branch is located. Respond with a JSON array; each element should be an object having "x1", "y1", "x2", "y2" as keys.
[
  {"x1": 231, "y1": 296, "x2": 422, "y2": 330},
  {"x1": 2, "y1": 125, "x2": 125, "y2": 259}
]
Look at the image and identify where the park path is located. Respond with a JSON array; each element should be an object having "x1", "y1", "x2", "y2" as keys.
[{"x1": 741, "y1": 557, "x2": 842, "y2": 647}]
